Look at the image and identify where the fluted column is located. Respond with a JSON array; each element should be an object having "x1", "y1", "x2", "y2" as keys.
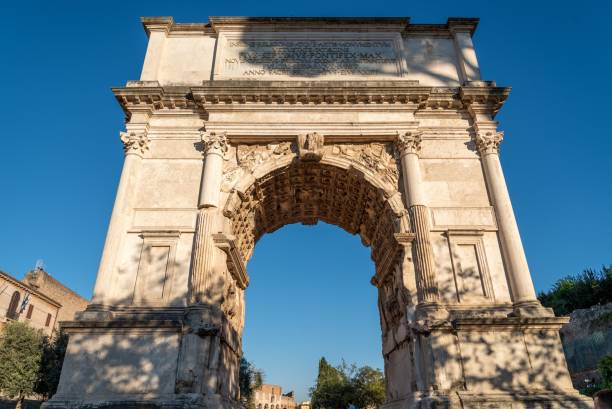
[
  {"x1": 188, "y1": 131, "x2": 228, "y2": 305},
  {"x1": 92, "y1": 130, "x2": 149, "y2": 304},
  {"x1": 475, "y1": 129, "x2": 538, "y2": 304},
  {"x1": 396, "y1": 131, "x2": 439, "y2": 304}
]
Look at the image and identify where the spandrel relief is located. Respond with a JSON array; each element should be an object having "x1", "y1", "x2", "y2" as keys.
[{"x1": 326, "y1": 143, "x2": 399, "y2": 186}]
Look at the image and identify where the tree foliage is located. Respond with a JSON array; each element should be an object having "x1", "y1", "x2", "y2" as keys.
[
  {"x1": 239, "y1": 356, "x2": 264, "y2": 409},
  {"x1": 598, "y1": 354, "x2": 612, "y2": 389},
  {"x1": 310, "y1": 357, "x2": 385, "y2": 409},
  {"x1": 0, "y1": 321, "x2": 44, "y2": 408},
  {"x1": 35, "y1": 330, "x2": 69, "y2": 399},
  {"x1": 538, "y1": 265, "x2": 612, "y2": 316}
]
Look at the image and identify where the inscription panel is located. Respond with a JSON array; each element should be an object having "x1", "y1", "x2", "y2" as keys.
[{"x1": 216, "y1": 33, "x2": 405, "y2": 80}]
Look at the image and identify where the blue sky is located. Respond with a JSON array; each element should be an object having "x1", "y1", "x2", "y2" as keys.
[{"x1": 1, "y1": 0, "x2": 610, "y2": 402}]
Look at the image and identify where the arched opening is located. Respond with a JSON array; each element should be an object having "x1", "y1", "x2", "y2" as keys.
[
  {"x1": 7, "y1": 290, "x2": 20, "y2": 319},
  {"x1": 221, "y1": 154, "x2": 417, "y2": 403},
  {"x1": 243, "y1": 222, "x2": 383, "y2": 401},
  {"x1": 224, "y1": 156, "x2": 409, "y2": 269}
]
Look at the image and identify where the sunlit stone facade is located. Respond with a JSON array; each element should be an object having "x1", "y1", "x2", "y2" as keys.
[
  {"x1": 45, "y1": 16, "x2": 592, "y2": 409},
  {"x1": 253, "y1": 385, "x2": 296, "y2": 409}
]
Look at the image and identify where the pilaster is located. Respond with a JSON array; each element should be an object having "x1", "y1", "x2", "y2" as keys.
[
  {"x1": 140, "y1": 17, "x2": 173, "y2": 81},
  {"x1": 449, "y1": 18, "x2": 481, "y2": 84}
]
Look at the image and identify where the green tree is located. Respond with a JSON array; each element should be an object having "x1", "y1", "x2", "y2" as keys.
[
  {"x1": 239, "y1": 356, "x2": 264, "y2": 409},
  {"x1": 598, "y1": 354, "x2": 612, "y2": 389},
  {"x1": 538, "y1": 265, "x2": 612, "y2": 316},
  {"x1": 310, "y1": 358, "x2": 385, "y2": 409},
  {"x1": 35, "y1": 330, "x2": 69, "y2": 400},
  {"x1": 350, "y1": 366, "x2": 385, "y2": 409},
  {"x1": 0, "y1": 321, "x2": 44, "y2": 409},
  {"x1": 311, "y1": 357, "x2": 346, "y2": 409}
]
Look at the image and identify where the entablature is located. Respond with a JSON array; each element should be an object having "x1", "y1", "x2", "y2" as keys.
[{"x1": 113, "y1": 81, "x2": 510, "y2": 121}]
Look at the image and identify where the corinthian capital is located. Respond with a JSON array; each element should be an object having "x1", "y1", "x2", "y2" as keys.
[
  {"x1": 475, "y1": 131, "x2": 504, "y2": 155},
  {"x1": 120, "y1": 131, "x2": 149, "y2": 156},
  {"x1": 395, "y1": 131, "x2": 422, "y2": 156},
  {"x1": 201, "y1": 131, "x2": 229, "y2": 156}
]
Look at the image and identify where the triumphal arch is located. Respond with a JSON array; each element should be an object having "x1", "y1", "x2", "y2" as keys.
[{"x1": 47, "y1": 17, "x2": 591, "y2": 409}]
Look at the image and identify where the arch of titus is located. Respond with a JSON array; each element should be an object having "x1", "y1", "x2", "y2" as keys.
[{"x1": 47, "y1": 17, "x2": 591, "y2": 409}]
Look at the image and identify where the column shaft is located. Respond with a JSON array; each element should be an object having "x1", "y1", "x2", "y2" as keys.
[
  {"x1": 397, "y1": 132, "x2": 440, "y2": 304},
  {"x1": 188, "y1": 208, "x2": 216, "y2": 304},
  {"x1": 480, "y1": 149, "x2": 537, "y2": 303},
  {"x1": 188, "y1": 132, "x2": 228, "y2": 306}
]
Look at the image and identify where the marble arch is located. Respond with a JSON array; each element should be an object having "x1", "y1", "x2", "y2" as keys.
[{"x1": 46, "y1": 16, "x2": 592, "y2": 409}]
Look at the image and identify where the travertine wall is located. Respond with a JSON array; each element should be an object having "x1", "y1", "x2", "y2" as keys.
[{"x1": 46, "y1": 16, "x2": 592, "y2": 409}]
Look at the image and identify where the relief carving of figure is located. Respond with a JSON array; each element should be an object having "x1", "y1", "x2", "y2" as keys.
[
  {"x1": 381, "y1": 275, "x2": 402, "y2": 330},
  {"x1": 236, "y1": 142, "x2": 294, "y2": 172},
  {"x1": 221, "y1": 278, "x2": 243, "y2": 330},
  {"x1": 297, "y1": 132, "x2": 324, "y2": 161},
  {"x1": 328, "y1": 143, "x2": 399, "y2": 185}
]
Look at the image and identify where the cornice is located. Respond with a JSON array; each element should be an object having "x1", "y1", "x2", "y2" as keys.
[
  {"x1": 141, "y1": 16, "x2": 215, "y2": 37},
  {"x1": 406, "y1": 17, "x2": 479, "y2": 37},
  {"x1": 460, "y1": 85, "x2": 511, "y2": 118},
  {"x1": 112, "y1": 81, "x2": 510, "y2": 119},
  {"x1": 140, "y1": 16, "x2": 479, "y2": 37},
  {"x1": 209, "y1": 16, "x2": 410, "y2": 32}
]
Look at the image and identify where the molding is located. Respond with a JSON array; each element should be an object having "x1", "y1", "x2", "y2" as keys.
[
  {"x1": 460, "y1": 86, "x2": 511, "y2": 118},
  {"x1": 212, "y1": 233, "x2": 249, "y2": 289},
  {"x1": 205, "y1": 121, "x2": 419, "y2": 143},
  {"x1": 139, "y1": 16, "x2": 479, "y2": 37},
  {"x1": 113, "y1": 83, "x2": 510, "y2": 121},
  {"x1": 371, "y1": 233, "x2": 416, "y2": 287},
  {"x1": 444, "y1": 228, "x2": 485, "y2": 237},
  {"x1": 447, "y1": 17, "x2": 480, "y2": 36},
  {"x1": 444, "y1": 229, "x2": 496, "y2": 303},
  {"x1": 60, "y1": 319, "x2": 182, "y2": 334},
  {"x1": 451, "y1": 316, "x2": 570, "y2": 331}
]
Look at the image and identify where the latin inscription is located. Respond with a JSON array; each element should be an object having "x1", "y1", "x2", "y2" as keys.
[{"x1": 222, "y1": 39, "x2": 400, "y2": 78}]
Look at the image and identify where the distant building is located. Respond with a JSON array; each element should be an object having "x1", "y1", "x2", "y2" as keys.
[
  {"x1": 297, "y1": 401, "x2": 310, "y2": 409},
  {"x1": 0, "y1": 267, "x2": 89, "y2": 335},
  {"x1": 254, "y1": 384, "x2": 297, "y2": 409}
]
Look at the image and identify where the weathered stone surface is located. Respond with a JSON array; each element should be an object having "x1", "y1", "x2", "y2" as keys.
[{"x1": 45, "y1": 16, "x2": 590, "y2": 409}]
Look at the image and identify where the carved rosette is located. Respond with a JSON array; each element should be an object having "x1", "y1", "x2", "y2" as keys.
[
  {"x1": 475, "y1": 131, "x2": 504, "y2": 155},
  {"x1": 395, "y1": 131, "x2": 422, "y2": 156},
  {"x1": 120, "y1": 131, "x2": 149, "y2": 156},
  {"x1": 201, "y1": 131, "x2": 229, "y2": 157}
]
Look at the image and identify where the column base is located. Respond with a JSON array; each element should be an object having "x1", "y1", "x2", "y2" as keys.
[
  {"x1": 510, "y1": 300, "x2": 555, "y2": 318},
  {"x1": 381, "y1": 391, "x2": 593, "y2": 409}
]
